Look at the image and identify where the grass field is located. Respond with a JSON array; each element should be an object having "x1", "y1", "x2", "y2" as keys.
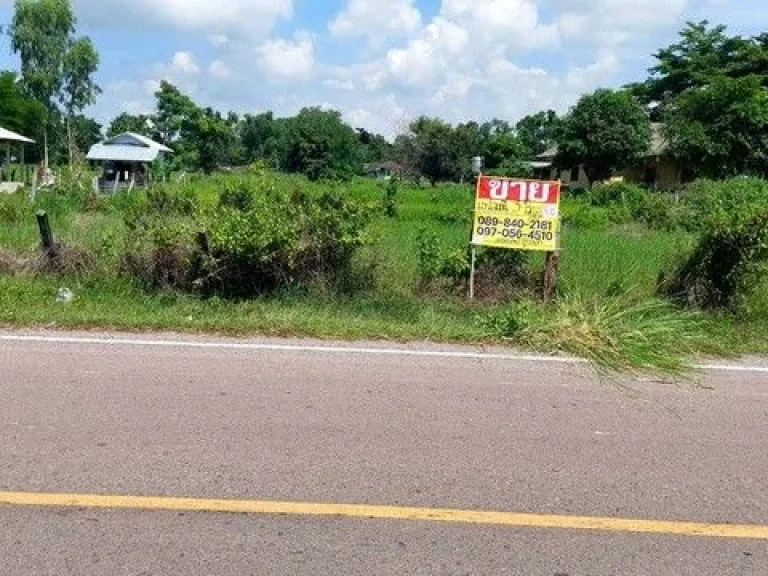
[{"x1": 0, "y1": 172, "x2": 766, "y2": 373}]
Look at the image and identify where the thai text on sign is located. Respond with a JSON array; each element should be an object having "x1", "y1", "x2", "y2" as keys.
[{"x1": 471, "y1": 176, "x2": 561, "y2": 252}]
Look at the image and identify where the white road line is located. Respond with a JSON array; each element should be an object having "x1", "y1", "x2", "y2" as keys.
[{"x1": 0, "y1": 333, "x2": 767, "y2": 374}]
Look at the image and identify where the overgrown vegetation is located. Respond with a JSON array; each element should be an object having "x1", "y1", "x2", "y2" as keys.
[{"x1": 1, "y1": 172, "x2": 768, "y2": 374}]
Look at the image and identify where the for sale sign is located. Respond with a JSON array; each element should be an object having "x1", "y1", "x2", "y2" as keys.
[{"x1": 471, "y1": 176, "x2": 561, "y2": 252}]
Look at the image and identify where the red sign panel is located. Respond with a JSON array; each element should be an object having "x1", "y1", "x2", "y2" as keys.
[{"x1": 476, "y1": 177, "x2": 560, "y2": 204}]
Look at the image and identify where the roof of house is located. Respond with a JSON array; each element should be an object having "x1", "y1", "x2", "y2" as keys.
[
  {"x1": 536, "y1": 123, "x2": 668, "y2": 161},
  {"x1": 0, "y1": 126, "x2": 35, "y2": 144},
  {"x1": 86, "y1": 132, "x2": 172, "y2": 163}
]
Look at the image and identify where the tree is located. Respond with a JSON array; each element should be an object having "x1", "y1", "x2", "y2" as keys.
[
  {"x1": 0, "y1": 70, "x2": 46, "y2": 142},
  {"x1": 8, "y1": 0, "x2": 75, "y2": 166},
  {"x1": 284, "y1": 107, "x2": 360, "y2": 180},
  {"x1": 482, "y1": 121, "x2": 529, "y2": 176},
  {"x1": 357, "y1": 128, "x2": 392, "y2": 165},
  {"x1": 556, "y1": 89, "x2": 652, "y2": 185},
  {"x1": 240, "y1": 112, "x2": 287, "y2": 167},
  {"x1": 61, "y1": 37, "x2": 100, "y2": 165},
  {"x1": 629, "y1": 21, "x2": 767, "y2": 115},
  {"x1": 408, "y1": 117, "x2": 458, "y2": 186},
  {"x1": 154, "y1": 80, "x2": 198, "y2": 146},
  {"x1": 107, "y1": 113, "x2": 156, "y2": 138},
  {"x1": 68, "y1": 115, "x2": 101, "y2": 156},
  {"x1": 515, "y1": 110, "x2": 559, "y2": 157},
  {"x1": 182, "y1": 107, "x2": 235, "y2": 174},
  {"x1": 664, "y1": 75, "x2": 768, "y2": 179}
]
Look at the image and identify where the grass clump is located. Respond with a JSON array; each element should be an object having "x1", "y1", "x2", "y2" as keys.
[{"x1": 483, "y1": 294, "x2": 706, "y2": 375}]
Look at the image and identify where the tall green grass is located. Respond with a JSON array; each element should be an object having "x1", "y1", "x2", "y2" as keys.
[{"x1": 0, "y1": 173, "x2": 765, "y2": 373}]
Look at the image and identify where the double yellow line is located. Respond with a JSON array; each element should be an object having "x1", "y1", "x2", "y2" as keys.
[{"x1": 2, "y1": 491, "x2": 767, "y2": 540}]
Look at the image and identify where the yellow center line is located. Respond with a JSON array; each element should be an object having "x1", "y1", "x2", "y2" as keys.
[{"x1": 1, "y1": 491, "x2": 767, "y2": 540}]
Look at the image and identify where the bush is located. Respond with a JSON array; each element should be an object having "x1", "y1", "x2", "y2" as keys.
[
  {"x1": 561, "y1": 200, "x2": 611, "y2": 230},
  {"x1": 631, "y1": 193, "x2": 682, "y2": 231},
  {"x1": 416, "y1": 229, "x2": 534, "y2": 299},
  {"x1": 681, "y1": 178, "x2": 768, "y2": 232},
  {"x1": 120, "y1": 182, "x2": 372, "y2": 297},
  {"x1": 0, "y1": 191, "x2": 31, "y2": 225},
  {"x1": 661, "y1": 211, "x2": 768, "y2": 311},
  {"x1": 589, "y1": 182, "x2": 646, "y2": 208}
]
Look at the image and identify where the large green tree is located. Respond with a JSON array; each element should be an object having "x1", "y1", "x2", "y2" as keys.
[
  {"x1": 240, "y1": 111, "x2": 287, "y2": 168},
  {"x1": 154, "y1": 80, "x2": 199, "y2": 146},
  {"x1": 630, "y1": 21, "x2": 768, "y2": 114},
  {"x1": 0, "y1": 70, "x2": 46, "y2": 140},
  {"x1": 61, "y1": 37, "x2": 100, "y2": 164},
  {"x1": 181, "y1": 107, "x2": 237, "y2": 174},
  {"x1": 516, "y1": 110, "x2": 559, "y2": 157},
  {"x1": 664, "y1": 75, "x2": 768, "y2": 179},
  {"x1": 8, "y1": 0, "x2": 75, "y2": 165},
  {"x1": 107, "y1": 112, "x2": 156, "y2": 138},
  {"x1": 556, "y1": 89, "x2": 652, "y2": 185},
  {"x1": 68, "y1": 114, "x2": 102, "y2": 156},
  {"x1": 407, "y1": 117, "x2": 458, "y2": 186},
  {"x1": 284, "y1": 107, "x2": 360, "y2": 180}
]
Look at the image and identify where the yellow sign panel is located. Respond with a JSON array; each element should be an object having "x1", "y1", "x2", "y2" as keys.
[{"x1": 471, "y1": 177, "x2": 561, "y2": 252}]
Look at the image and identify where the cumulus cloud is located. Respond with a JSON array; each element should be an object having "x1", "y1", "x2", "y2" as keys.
[
  {"x1": 329, "y1": 0, "x2": 422, "y2": 43},
  {"x1": 170, "y1": 52, "x2": 200, "y2": 74},
  {"x1": 257, "y1": 32, "x2": 315, "y2": 81}
]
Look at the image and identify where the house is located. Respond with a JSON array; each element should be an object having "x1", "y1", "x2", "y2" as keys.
[
  {"x1": 86, "y1": 132, "x2": 172, "y2": 192},
  {"x1": 363, "y1": 161, "x2": 403, "y2": 180},
  {"x1": 0, "y1": 126, "x2": 35, "y2": 193},
  {"x1": 531, "y1": 124, "x2": 683, "y2": 190}
]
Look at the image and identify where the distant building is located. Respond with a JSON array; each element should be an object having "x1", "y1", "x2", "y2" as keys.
[
  {"x1": 531, "y1": 124, "x2": 683, "y2": 190},
  {"x1": 363, "y1": 161, "x2": 403, "y2": 180},
  {"x1": 0, "y1": 126, "x2": 35, "y2": 192},
  {"x1": 86, "y1": 132, "x2": 172, "y2": 192}
]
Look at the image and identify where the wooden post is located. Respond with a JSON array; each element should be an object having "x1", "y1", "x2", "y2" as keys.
[
  {"x1": 543, "y1": 251, "x2": 560, "y2": 301},
  {"x1": 36, "y1": 210, "x2": 54, "y2": 250}
]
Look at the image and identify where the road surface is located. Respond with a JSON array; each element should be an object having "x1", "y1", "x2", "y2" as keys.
[{"x1": 1, "y1": 331, "x2": 767, "y2": 575}]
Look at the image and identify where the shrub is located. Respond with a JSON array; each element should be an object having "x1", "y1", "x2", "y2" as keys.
[
  {"x1": 561, "y1": 200, "x2": 611, "y2": 230},
  {"x1": 383, "y1": 178, "x2": 398, "y2": 218},
  {"x1": 0, "y1": 191, "x2": 31, "y2": 225},
  {"x1": 661, "y1": 211, "x2": 768, "y2": 311},
  {"x1": 120, "y1": 184, "x2": 374, "y2": 298},
  {"x1": 631, "y1": 193, "x2": 681, "y2": 231},
  {"x1": 589, "y1": 182, "x2": 646, "y2": 208},
  {"x1": 681, "y1": 178, "x2": 768, "y2": 232}
]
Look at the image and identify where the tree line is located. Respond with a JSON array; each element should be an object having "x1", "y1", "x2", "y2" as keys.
[{"x1": 1, "y1": 0, "x2": 766, "y2": 184}]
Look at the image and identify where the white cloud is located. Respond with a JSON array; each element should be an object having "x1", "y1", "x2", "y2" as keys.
[
  {"x1": 257, "y1": 32, "x2": 315, "y2": 81},
  {"x1": 170, "y1": 52, "x2": 200, "y2": 74},
  {"x1": 208, "y1": 60, "x2": 232, "y2": 79},
  {"x1": 208, "y1": 34, "x2": 231, "y2": 48},
  {"x1": 74, "y1": 0, "x2": 293, "y2": 38},
  {"x1": 553, "y1": 0, "x2": 692, "y2": 45},
  {"x1": 329, "y1": 0, "x2": 422, "y2": 42}
]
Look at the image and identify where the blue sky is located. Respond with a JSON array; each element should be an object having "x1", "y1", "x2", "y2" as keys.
[{"x1": 0, "y1": 0, "x2": 765, "y2": 136}]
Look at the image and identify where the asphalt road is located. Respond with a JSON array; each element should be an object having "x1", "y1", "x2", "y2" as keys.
[{"x1": 1, "y1": 331, "x2": 767, "y2": 575}]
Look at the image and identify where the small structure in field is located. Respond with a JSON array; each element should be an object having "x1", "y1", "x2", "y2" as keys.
[
  {"x1": 0, "y1": 126, "x2": 35, "y2": 193},
  {"x1": 86, "y1": 132, "x2": 172, "y2": 192}
]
